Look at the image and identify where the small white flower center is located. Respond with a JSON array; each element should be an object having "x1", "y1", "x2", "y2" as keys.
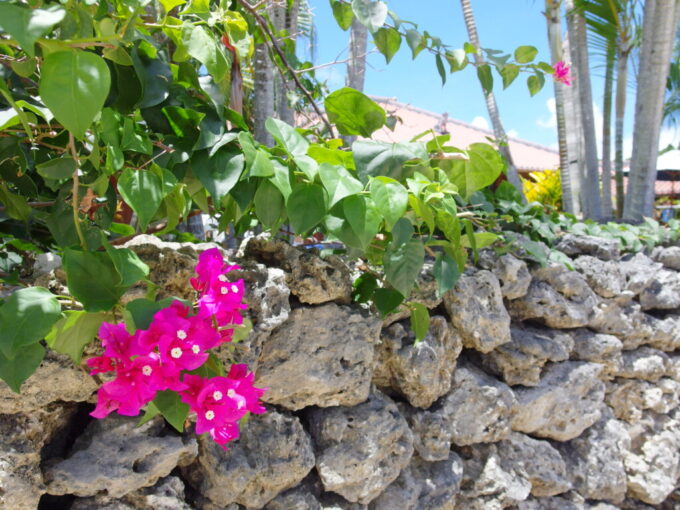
[
  {"x1": 191, "y1": 344, "x2": 201, "y2": 354},
  {"x1": 213, "y1": 391, "x2": 223, "y2": 401},
  {"x1": 170, "y1": 347, "x2": 183, "y2": 359},
  {"x1": 142, "y1": 365, "x2": 152, "y2": 376},
  {"x1": 220, "y1": 287, "x2": 228, "y2": 294},
  {"x1": 176, "y1": 330, "x2": 187, "y2": 340},
  {"x1": 205, "y1": 410, "x2": 215, "y2": 420},
  {"x1": 227, "y1": 389, "x2": 236, "y2": 399},
  {"x1": 218, "y1": 274, "x2": 228, "y2": 282},
  {"x1": 231, "y1": 284, "x2": 239, "y2": 293}
]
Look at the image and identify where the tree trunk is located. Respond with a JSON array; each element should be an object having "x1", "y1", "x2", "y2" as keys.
[
  {"x1": 347, "y1": 18, "x2": 368, "y2": 91},
  {"x1": 271, "y1": 0, "x2": 299, "y2": 126},
  {"x1": 566, "y1": 0, "x2": 602, "y2": 220},
  {"x1": 562, "y1": 32, "x2": 584, "y2": 216},
  {"x1": 545, "y1": 0, "x2": 577, "y2": 215},
  {"x1": 601, "y1": 42, "x2": 615, "y2": 218},
  {"x1": 614, "y1": 49, "x2": 628, "y2": 218},
  {"x1": 252, "y1": 41, "x2": 275, "y2": 145},
  {"x1": 459, "y1": 0, "x2": 525, "y2": 199},
  {"x1": 623, "y1": 0, "x2": 680, "y2": 221}
]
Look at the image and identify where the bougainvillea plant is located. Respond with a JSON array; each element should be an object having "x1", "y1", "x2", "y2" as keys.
[{"x1": 87, "y1": 248, "x2": 266, "y2": 448}]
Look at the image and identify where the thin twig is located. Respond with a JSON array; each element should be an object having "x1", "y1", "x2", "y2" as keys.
[
  {"x1": 294, "y1": 49, "x2": 379, "y2": 73},
  {"x1": 236, "y1": 0, "x2": 336, "y2": 137},
  {"x1": 68, "y1": 133, "x2": 87, "y2": 250},
  {"x1": 0, "y1": 201, "x2": 55, "y2": 211}
]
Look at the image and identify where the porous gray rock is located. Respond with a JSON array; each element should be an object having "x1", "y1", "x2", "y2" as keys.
[
  {"x1": 570, "y1": 329, "x2": 623, "y2": 378},
  {"x1": 647, "y1": 314, "x2": 680, "y2": 351},
  {"x1": 618, "y1": 252, "x2": 660, "y2": 296},
  {"x1": 508, "y1": 265, "x2": 599, "y2": 329},
  {"x1": 369, "y1": 453, "x2": 464, "y2": 510},
  {"x1": 308, "y1": 390, "x2": 413, "y2": 505},
  {"x1": 573, "y1": 255, "x2": 624, "y2": 298},
  {"x1": 494, "y1": 254, "x2": 532, "y2": 299},
  {"x1": 72, "y1": 476, "x2": 194, "y2": 510},
  {"x1": 0, "y1": 349, "x2": 98, "y2": 414},
  {"x1": 639, "y1": 269, "x2": 680, "y2": 311},
  {"x1": 383, "y1": 262, "x2": 443, "y2": 326},
  {"x1": 263, "y1": 479, "x2": 321, "y2": 510},
  {"x1": 555, "y1": 407, "x2": 630, "y2": 504},
  {"x1": 653, "y1": 245, "x2": 680, "y2": 270},
  {"x1": 244, "y1": 235, "x2": 352, "y2": 305},
  {"x1": 402, "y1": 362, "x2": 517, "y2": 459},
  {"x1": 555, "y1": 233, "x2": 619, "y2": 261},
  {"x1": 605, "y1": 377, "x2": 680, "y2": 422},
  {"x1": 183, "y1": 410, "x2": 315, "y2": 509},
  {"x1": 443, "y1": 270, "x2": 511, "y2": 353},
  {"x1": 45, "y1": 416, "x2": 197, "y2": 498},
  {"x1": 373, "y1": 316, "x2": 462, "y2": 408},
  {"x1": 511, "y1": 361, "x2": 605, "y2": 441},
  {"x1": 255, "y1": 304, "x2": 380, "y2": 410},
  {"x1": 624, "y1": 409, "x2": 680, "y2": 505},
  {"x1": 615, "y1": 347, "x2": 670, "y2": 381},
  {"x1": 483, "y1": 326, "x2": 573, "y2": 386},
  {"x1": 520, "y1": 493, "x2": 586, "y2": 510}
]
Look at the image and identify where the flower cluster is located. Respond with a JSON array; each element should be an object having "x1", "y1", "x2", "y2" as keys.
[
  {"x1": 553, "y1": 61, "x2": 572, "y2": 86},
  {"x1": 87, "y1": 248, "x2": 266, "y2": 448}
]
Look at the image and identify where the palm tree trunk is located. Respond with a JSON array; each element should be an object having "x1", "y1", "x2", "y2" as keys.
[
  {"x1": 623, "y1": 0, "x2": 680, "y2": 220},
  {"x1": 562, "y1": 32, "x2": 584, "y2": 216},
  {"x1": 252, "y1": 40, "x2": 275, "y2": 145},
  {"x1": 545, "y1": 0, "x2": 577, "y2": 215},
  {"x1": 271, "y1": 0, "x2": 299, "y2": 126},
  {"x1": 347, "y1": 18, "x2": 368, "y2": 91},
  {"x1": 601, "y1": 42, "x2": 615, "y2": 218},
  {"x1": 566, "y1": 0, "x2": 603, "y2": 220},
  {"x1": 459, "y1": 0, "x2": 525, "y2": 199},
  {"x1": 614, "y1": 49, "x2": 628, "y2": 218}
]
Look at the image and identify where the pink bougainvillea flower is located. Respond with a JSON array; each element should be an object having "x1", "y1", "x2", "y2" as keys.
[
  {"x1": 99, "y1": 322, "x2": 144, "y2": 361},
  {"x1": 554, "y1": 61, "x2": 572, "y2": 86},
  {"x1": 191, "y1": 248, "x2": 227, "y2": 293},
  {"x1": 211, "y1": 422, "x2": 240, "y2": 448}
]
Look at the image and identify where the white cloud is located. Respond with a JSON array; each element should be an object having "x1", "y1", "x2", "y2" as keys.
[
  {"x1": 537, "y1": 98, "x2": 557, "y2": 129},
  {"x1": 471, "y1": 116, "x2": 490, "y2": 130},
  {"x1": 507, "y1": 129, "x2": 519, "y2": 139}
]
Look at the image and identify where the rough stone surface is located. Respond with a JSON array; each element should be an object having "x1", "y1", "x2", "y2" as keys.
[
  {"x1": 573, "y1": 255, "x2": 624, "y2": 298},
  {"x1": 482, "y1": 326, "x2": 573, "y2": 386},
  {"x1": 45, "y1": 416, "x2": 197, "y2": 498},
  {"x1": 443, "y1": 270, "x2": 511, "y2": 353},
  {"x1": 555, "y1": 407, "x2": 630, "y2": 503},
  {"x1": 72, "y1": 476, "x2": 194, "y2": 510},
  {"x1": 570, "y1": 329, "x2": 623, "y2": 379},
  {"x1": 618, "y1": 253, "x2": 660, "y2": 296},
  {"x1": 255, "y1": 304, "x2": 380, "y2": 410},
  {"x1": 403, "y1": 361, "x2": 516, "y2": 459},
  {"x1": 308, "y1": 390, "x2": 414, "y2": 505},
  {"x1": 555, "y1": 233, "x2": 620, "y2": 261},
  {"x1": 184, "y1": 410, "x2": 315, "y2": 509},
  {"x1": 508, "y1": 266, "x2": 599, "y2": 329},
  {"x1": 606, "y1": 377, "x2": 680, "y2": 422},
  {"x1": 373, "y1": 316, "x2": 462, "y2": 408},
  {"x1": 244, "y1": 235, "x2": 352, "y2": 305},
  {"x1": 511, "y1": 362, "x2": 605, "y2": 441},
  {"x1": 370, "y1": 453, "x2": 464, "y2": 510},
  {"x1": 383, "y1": 262, "x2": 444, "y2": 326},
  {"x1": 653, "y1": 245, "x2": 680, "y2": 270},
  {"x1": 639, "y1": 269, "x2": 680, "y2": 310},
  {"x1": 615, "y1": 347, "x2": 670, "y2": 381},
  {"x1": 494, "y1": 254, "x2": 532, "y2": 299},
  {"x1": 263, "y1": 478, "x2": 321, "y2": 510}
]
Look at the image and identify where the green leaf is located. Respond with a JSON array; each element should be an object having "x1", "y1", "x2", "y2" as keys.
[
  {"x1": 476, "y1": 64, "x2": 493, "y2": 95},
  {"x1": 353, "y1": 273, "x2": 379, "y2": 303},
  {"x1": 131, "y1": 43, "x2": 172, "y2": 108},
  {"x1": 405, "y1": 29, "x2": 426, "y2": 59},
  {"x1": 331, "y1": 0, "x2": 354, "y2": 30},
  {"x1": 254, "y1": 179, "x2": 284, "y2": 228},
  {"x1": 11, "y1": 58, "x2": 37, "y2": 78},
  {"x1": 45, "y1": 311, "x2": 107, "y2": 363},
  {"x1": 0, "y1": 343, "x2": 44, "y2": 393},
  {"x1": 192, "y1": 148, "x2": 244, "y2": 202},
  {"x1": 265, "y1": 118, "x2": 309, "y2": 156},
  {"x1": 445, "y1": 49, "x2": 468, "y2": 72},
  {"x1": 319, "y1": 163, "x2": 364, "y2": 207},
  {"x1": 353, "y1": 140, "x2": 428, "y2": 182},
  {"x1": 342, "y1": 195, "x2": 382, "y2": 250},
  {"x1": 460, "y1": 232, "x2": 499, "y2": 249},
  {"x1": 391, "y1": 217, "x2": 414, "y2": 249},
  {"x1": 117, "y1": 168, "x2": 164, "y2": 232},
  {"x1": 103, "y1": 241, "x2": 149, "y2": 288},
  {"x1": 36, "y1": 157, "x2": 77, "y2": 181},
  {"x1": 384, "y1": 239, "x2": 424, "y2": 298},
  {"x1": 374, "y1": 27, "x2": 401, "y2": 64},
  {"x1": 287, "y1": 183, "x2": 327, "y2": 234},
  {"x1": 369, "y1": 177, "x2": 408, "y2": 230},
  {"x1": 433, "y1": 253, "x2": 460, "y2": 297},
  {"x1": 527, "y1": 73, "x2": 545, "y2": 97},
  {"x1": 351, "y1": 0, "x2": 388, "y2": 33},
  {"x1": 0, "y1": 182, "x2": 31, "y2": 221},
  {"x1": 250, "y1": 149, "x2": 274, "y2": 177},
  {"x1": 63, "y1": 248, "x2": 124, "y2": 312},
  {"x1": 324, "y1": 87, "x2": 386, "y2": 137},
  {"x1": 152, "y1": 390, "x2": 189, "y2": 433},
  {"x1": 39, "y1": 51, "x2": 111, "y2": 139},
  {"x1": 500, "y1": 64, "x2": 520, "y2": 89},
  {"x1": 447, "y1": 143, "x2": 504, "y2": 199},
  {"x1": 293, "y1": 154, "x2": 319, "y2": 181},
  {"x1": 0, "y1": 4, "x2": 65, "y2": 57},
  {"x1": 137, "y1": 401, "x2": 161, "y2": 427},
  {"x1": 435, "y1": 54, "x2": 447, "y2": 85},
  {"x1": 0, "y1": 287, "x2": 61, "y2": 359},
  {"x1": 409, "y1": 302, "x2": 429, "y2": 344},
  {"x1": 372, "y1": 287, "x2": 404, "y2": 316},
  {"x1": 514, "y1": 45, "x2": 538, "y2": 64},
  {"x1": 181, "y1": 23, "x2": 230, "y2": 91},
  {"x1": 125, "y1": 297, "x2": 182, "y2": 331},
  {"x1": 270, "y1": 159, "x2": 293, "y2": 200}
]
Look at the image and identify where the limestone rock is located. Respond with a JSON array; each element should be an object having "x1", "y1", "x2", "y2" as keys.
[
  {"x1": 618, "y1": 252, "x2": 660, "y2": 296},
  {"x1": 573, "y1": 256, "x2": 624, "y2": 298},
  {"x1": 46, "y1": 416, "x2": 197, "y2": 498},
  {"x1": 511, "y1": 361, "x2": 605, "y2": 441},
  {"x1": 370, "y1": 453, "x2": 463, "y2": 510},
  {"x1": 494, "y1": 254, "x2": 532, "y2": 299},
  {"x1": 520, "y1": 494, "x2": 586, "y2": 510},
  {"x1": 0, "y1": 349, "x2": 98, "y2": 414},
  {"x1": 308, "y1": 390, "x2": 413, "y2": 505},
  {"x1": 244, "y1": 235, "x2": 352, "y2": 305},
  {"x1": 483, "y1": 326, "x2": 573, "y2": 386},
  {"x1": 615, "y1": 347, "x2": 670, "y2": 381},
  {"x1": 32, "y1": 251, "x2": 62, "y2": 277},
  {"x1": 263, "y1": 479, "x2": 321, "y2": 510},
  {"x1": 647, "y1": 314, "x2": 680, "y2": 351},
  {"x1": 508, "y1": 266, "x2": 599, "y2": 329},
  {"x1": 639, "y1": 269, "x2": 680, "y2": 310},
  {"x1": 570, "y1": 329, "x2": 623, "y2": 378},
  {"x1": 72, "y1": 476, "x2": 194, "y2": 510},
  {"x1": 624, "y1": 409, "x2": 680, "y2": 505},
  {"x1": 255, "y1": 304, "x2": 380, "y2": 410},
  {"x1": 383, "y1": 262, "x2": 444, "y2": 326},
  {"x1": 373, "y1": 316, "x2": 462, "y2": 408},
  {"x1": 555, "y1": 407, "x2": 630, "y2": 503},
  {"x1": 184, "y1": 410, "x2": 315, "y2": 509},
  {"x1": 319, "y1": 493, "x2": 367, "y2": 510},
  {"x1": 555, "y1": 233, "x2": 619, "y2": 261},
  {"x1": 403, "y1": 362, "x2": 516, "y2": 459},
  {"x1": 653, "y1": 245, "x2": 680, "y2": 270},
  {"x1": 606, "y1": 377, "x2": 680, "y2": 422},
  {"x1": 443, "y1": 270, "x2": 511, "y2": 353}
]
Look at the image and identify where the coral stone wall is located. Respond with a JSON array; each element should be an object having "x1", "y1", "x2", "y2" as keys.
[{"x1": 2, "y1": 234, "x2": 680, "y2": 510}]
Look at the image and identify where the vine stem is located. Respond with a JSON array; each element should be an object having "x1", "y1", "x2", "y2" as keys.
[
  {"x1": 235, "y1": 0, "x2": 336, "y2": 138},
  {"x1": 68, "y1": 133, "x2": 87, "y2": 250}
]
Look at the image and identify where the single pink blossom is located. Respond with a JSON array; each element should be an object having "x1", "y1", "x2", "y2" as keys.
[{"x1": 554, "y1": 61, "x2": 572, "y2": 86}]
